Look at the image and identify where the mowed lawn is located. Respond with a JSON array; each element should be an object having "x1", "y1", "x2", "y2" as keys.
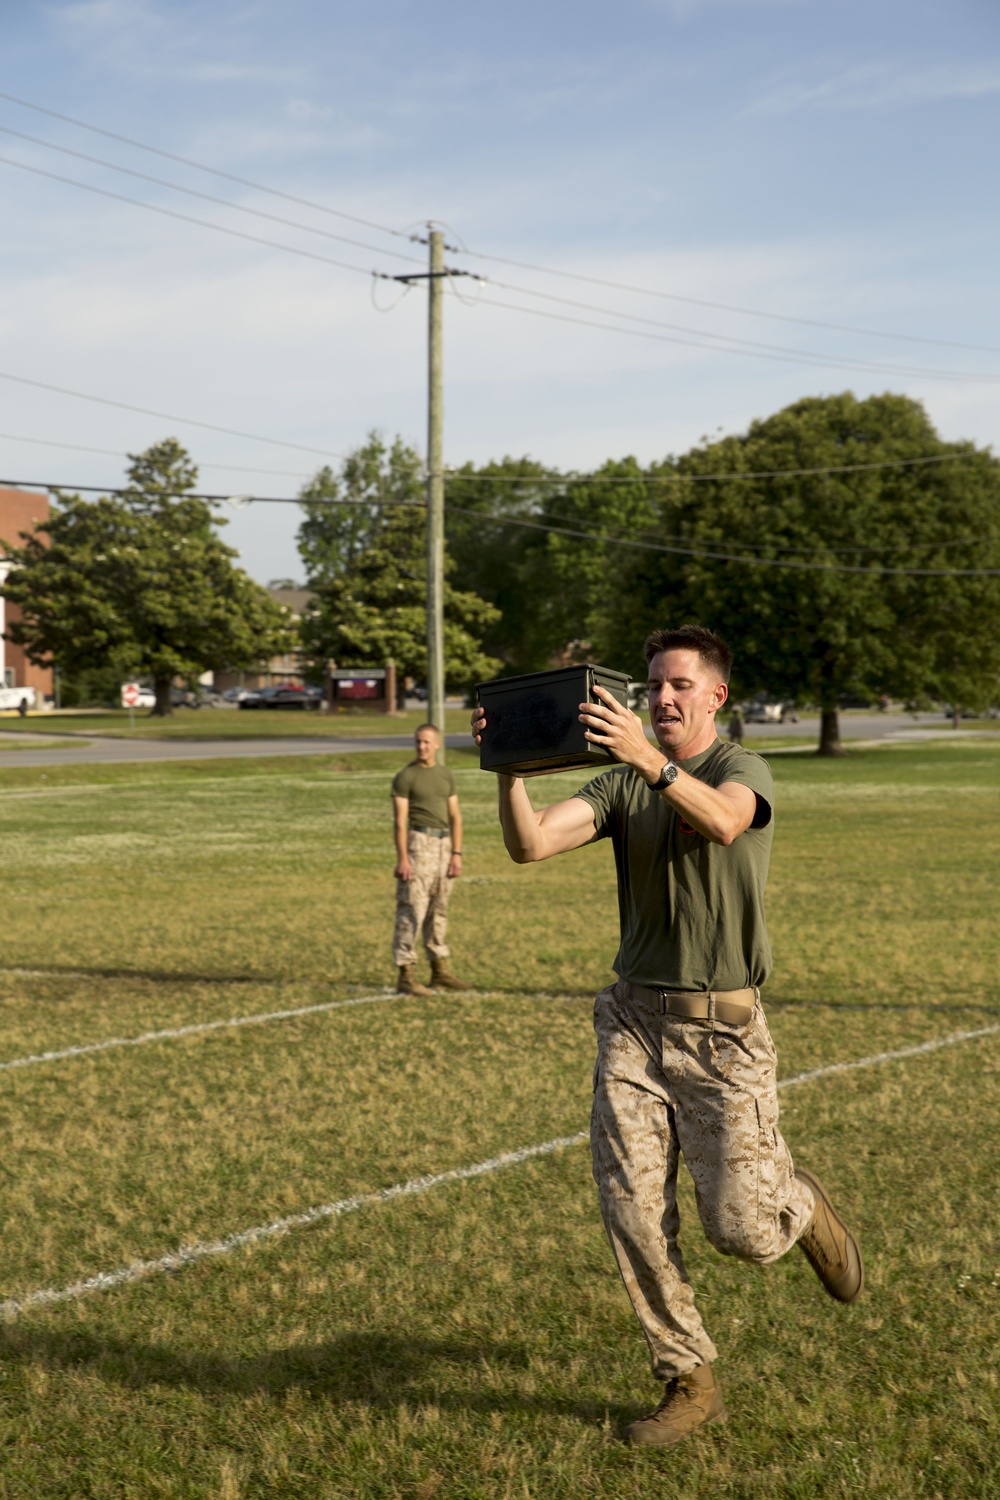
[{"x1": 0, "y1": 741, "x2": 997, "y2": 1499}]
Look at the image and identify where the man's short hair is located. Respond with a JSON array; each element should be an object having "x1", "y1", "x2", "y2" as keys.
[
  {"x1": 643, "y1": 624, "x2": 734, "y2": 684},
  {"x1": 415, "y1": 722, "x2": 441, "y2": 738}
]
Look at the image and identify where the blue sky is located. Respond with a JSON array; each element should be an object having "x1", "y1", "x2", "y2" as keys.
[{"x1": 2, "y1": 0, "x2": 999, "y2": 581}]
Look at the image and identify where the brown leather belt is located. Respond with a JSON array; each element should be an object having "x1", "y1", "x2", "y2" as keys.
[{"x1": 619, "y1": 979, "x2": 758, "y2": 1026}]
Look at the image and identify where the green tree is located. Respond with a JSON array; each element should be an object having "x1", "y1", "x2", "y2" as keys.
[
  {"x1": 444, "y1": 457, "x2": 662, "y2": 678},
  {"x1": 618, "y1": 394, "x2": 1000, "y2": 752},
  {"x1": 3, "y1": 439, "x2": 292, "y2": 716},
  {"x1": 298, "y1": 436, "x2": 502, "y2": 697},
  {"x1": 444, "y1": 457, "x2": 565, "y2": 673}
]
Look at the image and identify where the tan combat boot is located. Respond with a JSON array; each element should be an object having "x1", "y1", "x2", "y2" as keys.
[
  {"x1": 396, "y1": 965, "x2": 432, "y2": 997},
  {"x1": 429, "y1": 958, "x2": 468, "y2": 991},
  {"x1": 625, "y1": 1363, "x2": 727, "y2": 1447},
  {"x1": 796, "y1": 1167, "x2": 864, "y2": 1303}
]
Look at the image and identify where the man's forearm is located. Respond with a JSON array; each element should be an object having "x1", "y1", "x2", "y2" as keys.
[
  {"x1": 394, "y1": 815, "x2": 409, "y2": 863},
  {"x1": 656, "y1": 768, "x2": 756, "y2": 845},
  {"x1": 496, "y1": 775, "x2": 545, "y2": 863}
]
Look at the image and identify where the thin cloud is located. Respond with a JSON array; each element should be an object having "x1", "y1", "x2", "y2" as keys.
[{"x1": 751, "y1": 58, "x2": 1000, "y2": 115}]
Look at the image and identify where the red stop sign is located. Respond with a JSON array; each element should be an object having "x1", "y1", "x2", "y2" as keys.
[{"x1": 122, "y1": 683, "x2": 141, "y2": 707}]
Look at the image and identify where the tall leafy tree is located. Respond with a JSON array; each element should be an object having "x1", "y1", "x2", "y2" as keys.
[
  {"x1": 617, "y1": 394, "x2": 1000, "y2": 752},
  {"x1": 444, "y1": 456, "x2": 565, "y2": 673},
  {"x1": 3, "y1": 439, "x2": 291, "y2": 715},
  {"x1": 298, "y1": 436, "x2": 501, "y2": 696}
]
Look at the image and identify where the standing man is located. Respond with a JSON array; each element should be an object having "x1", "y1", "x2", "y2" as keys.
[
  {"x1": 392, "y1": 723, "x2": 467, "y2": 996},
  {"x1": 472, "y1": 624, "x2": 862, "y2": 1446}
]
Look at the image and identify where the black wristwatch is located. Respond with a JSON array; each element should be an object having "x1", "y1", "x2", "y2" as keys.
[{"x1": 648, "y1": 760, "x2": 679, "y2": 792}]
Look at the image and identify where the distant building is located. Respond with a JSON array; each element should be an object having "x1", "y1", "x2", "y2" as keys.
[{"x1": 0, "y1": 487, "x2": 54, "y2": 700}]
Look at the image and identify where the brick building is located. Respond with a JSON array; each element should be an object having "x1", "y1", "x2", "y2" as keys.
[{"x1": 0, "y1": 486, "x2": 54, "y2": 699}]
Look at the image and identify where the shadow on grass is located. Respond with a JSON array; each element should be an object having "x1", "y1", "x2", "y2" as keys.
[
  {"x1": 0, "y1": 1325, "x2": 630, "y2": 1427},
  {"x1": 0, "y1": 963, "x2": 278, "y2": 987}
]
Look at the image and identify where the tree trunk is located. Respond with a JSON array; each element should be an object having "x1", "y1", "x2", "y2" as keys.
[
  {"x1": 151, "y1": 677, "x2": 173, "y2": 717},
  {"x1": 951, "y1": 709, "x2": 961, "y2": 730},
  {"x1": 818, "y1": 706, "x2": 843, "y2": 756}
]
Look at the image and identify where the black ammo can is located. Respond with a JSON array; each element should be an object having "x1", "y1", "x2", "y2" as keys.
[{"x1": 476, "y1": 664, "x2": 633, "y2": 777}]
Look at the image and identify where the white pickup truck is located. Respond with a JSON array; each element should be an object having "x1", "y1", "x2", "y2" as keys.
[{"x1": 0, "y1": 685, "x2": 38, "y2": 711}]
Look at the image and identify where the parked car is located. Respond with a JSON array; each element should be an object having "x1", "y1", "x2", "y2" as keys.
[
  {"x1": 238, "y1": 684, "x2": 323, "y2": 710},
  {"x1": 0, "y1": 685, "x2": 38, "y2": 712},
  {"x1": 743, "y1": 696, "x2": 798, "y2": 724},
  {"x1": 221, "y1": 687, "x2": 253, "y2": 704}
]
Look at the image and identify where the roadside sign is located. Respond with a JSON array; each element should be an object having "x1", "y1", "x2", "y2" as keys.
[{"x1": 122, "y1": 683, "x2": 141, "y2": 708}]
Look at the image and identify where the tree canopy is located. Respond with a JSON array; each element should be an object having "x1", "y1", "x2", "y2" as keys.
[
  {"x1": 297, "y1": 434, "x2": 502, "y2": 695},
  {"x1": 610, "y1": 393, "x2": 1000, "y2": 751},
  {"x1": 437, "y1": 394, "x2": 1000, "y2": 751},
  {"x1": 3, "y1": 439, "x2": 291, "y2": 715}
]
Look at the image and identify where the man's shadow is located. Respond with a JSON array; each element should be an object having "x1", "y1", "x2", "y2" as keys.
[{"x1": 0, "y1": 1325, "x2": 630, "y2": 1427}]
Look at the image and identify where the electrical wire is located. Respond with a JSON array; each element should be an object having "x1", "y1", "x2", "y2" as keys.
[
  {"x1": 0, "y1": 433, "x2": 312, "y2": 480},
  {"x1": 478, "y1": 275, "x2": 1000, "y2": 383},
  {"x1": 441, "y1": 452, "x2": 984, "y2": 484},
  {"x1": 3, "y1": 91, "x2": 994, "y2": 362},
  {"x1": 0, "y1": 371, "x2": 345, "y2": 459},
  {"x1": 0, "y1": 90, "x2": 413, "y2": 243},
  {"x1": 457, "y1": 248, "x2": 1000, "y2": 358},
  {"x1": 5, "y1": 126, "x2": 995, "y2": 384},
  {"x1": 0, "y1": 123, "x2": 425, "y2": 267},
  {"x1": 6, "y1": 473, "x2": 996, "y2": 575},
  {"x1": 472, "y1": 291, "x2": 1000, "y2": 386},
  {"x1": 441, "y1": 502, "x2": 1000, "y2": 577},
  {"x1": 0, "y1": 153, "x2": 403, "y2": 280},
  {"x1": 517, "y1": 508, "x2": 989, "y2": 557},
  {"x1": 0, "y1": 479, "x2": 422, "y2": 508}
]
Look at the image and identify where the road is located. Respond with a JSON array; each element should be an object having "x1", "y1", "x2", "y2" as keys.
[{"x1": 0, "y1": 711, "x2": 991, "y2": 770}]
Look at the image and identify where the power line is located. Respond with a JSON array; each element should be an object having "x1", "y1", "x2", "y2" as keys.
[
  {"x1": 442, "y1": 503, "x2": 1000, "y2": 576},
  {"x1": 442, "y1": 453, "x2": 981, "y2": 485},
  {"x1": 478, "y1": 275, "x2": 1000, "y2": 384},
  {"x1": 0, "y1": 479, "x2": 421, "y2": 508},
  {"x1": 0, "y1": 153, "x2": 399, "y2": 280},
  {"x1": 0, "y1": 432, "x2": 312, "y2": 480},
  {"x1": 0, "y1": 123, "x2": 425, "y2": 267},
  {"x1": 0, "y1": 90, "x2": 413, "y2": 244},
  {"x1": 472, "y1": 292, "x2": 1000, "y2": 386},
  {"x1": 458, "y1": 247, "x2": 1000, "y2": 358},
  {"x1": 0, "y1": 371, "x2": 345, "y2": 459},
  {"x1": 3, "y1": 90, "x2": 992, "y2": 361},
  {"x1": 5, "y1": 121, "x2": 995, "y2": 386},
  {"x1": 7, "y1": 473, "x2": 995, "y2": 575},
  {"x1": 519, "y1": 509, "x2": 988, "y2": 557}
]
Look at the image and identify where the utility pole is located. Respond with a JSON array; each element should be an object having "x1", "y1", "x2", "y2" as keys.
[
  {"x1": 426, "y1": 227, "x2": 446, "y2": 749},
  {"x1": 389, "y1": 227, "x2": 475, "y2": 762}
]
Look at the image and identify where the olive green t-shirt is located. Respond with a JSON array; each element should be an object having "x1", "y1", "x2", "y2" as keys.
[
  {"x1": 391, "y1": 761, "x2": 457, "y2": 832},
  {"x1": 573, "y1": 739, "x2": 774, "y2": 992}
]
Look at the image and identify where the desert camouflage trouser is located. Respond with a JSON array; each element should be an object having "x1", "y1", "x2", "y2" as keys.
[
  {"x1": 393, "y1": 829, "x2": 453, "y2": 966},
  {"x1": 591, "y1": 981, "x2": 814, "y2": 1379}
]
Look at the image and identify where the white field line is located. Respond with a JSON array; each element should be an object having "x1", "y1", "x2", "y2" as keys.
[
  {"x1": 1, "y1": 1022, "x2": 998, "y2": 1322},
  {"x1": 0, "y1": 988, "x2": 592, "y2": 1074},
  {"x1": 0, "y1": 992, "x2": 397, "y2": 1073}
]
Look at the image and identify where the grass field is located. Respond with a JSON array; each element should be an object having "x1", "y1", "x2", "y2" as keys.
[
  {"x1": 0, "y1": 740, "x2": 997, "y2": 1498},
  {"x1": 0, "y1": 708, "x2": 477, "y2": 741}
]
